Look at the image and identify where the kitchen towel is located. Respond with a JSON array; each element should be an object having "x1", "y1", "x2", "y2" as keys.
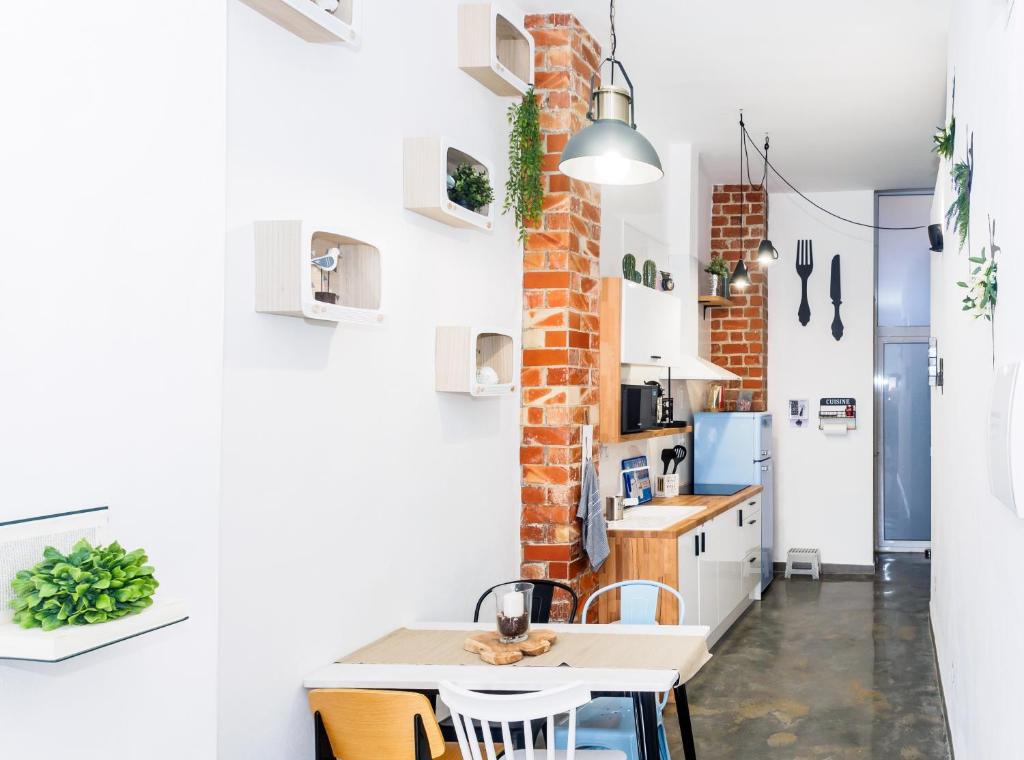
[{"x1": 577, "y1": 457, "x2": 609, "y2": 571}]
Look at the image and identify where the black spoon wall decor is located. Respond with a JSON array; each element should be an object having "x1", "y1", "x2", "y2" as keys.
[
  {"x1": 795, "y1": 240, "x2": 813, "y2": 325},
  {"x1": 830, "y1": 254, "x2": 844, "y2": 341}
]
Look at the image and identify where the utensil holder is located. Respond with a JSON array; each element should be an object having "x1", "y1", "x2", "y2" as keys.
[{"x1": 656, "y1": 473, "x2": 679, "y2": 497}]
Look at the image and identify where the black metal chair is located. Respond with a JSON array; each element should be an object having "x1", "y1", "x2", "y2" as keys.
[
  {"x1": 435, "y1": 580, "x2": 580, "y2": 751},
  {"x1": 472, "y1": 579, "x2": 579, "y2": 624}
]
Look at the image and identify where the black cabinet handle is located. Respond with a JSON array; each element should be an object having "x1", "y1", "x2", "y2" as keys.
[
  {"x1": 738, "y1": 509, "x2": 743, "y2": 527},
  {"x1": 650, "y1": 355, "x2": 662, "y2": 360},
  {"x1": 749, "y1": 519, "x2": 757, "y2": 525},
  {"x1": 748, "y1": 500, "x2": 756, "y2": 506},
  {"x1": 694, "y1": 534, "x2": 700, "y2": 557},
  {"x1": 749, "y1": 556, "x2": 757, "y2": 563},
  {"x1": 701, "y1": 531, "x2": 706, "y2": 553}
]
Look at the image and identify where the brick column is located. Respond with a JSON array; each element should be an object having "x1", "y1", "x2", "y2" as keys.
[
  {"x1": 709, "y1": 184, "x2": 768, "y2": 411},
  {"x1": 519, "y1": 14, "x2": 601, "y2": 615}
]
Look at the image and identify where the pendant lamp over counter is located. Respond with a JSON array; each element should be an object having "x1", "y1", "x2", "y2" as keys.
[
  {"x1": 731, "y1": 114, "x2": 751, "y2": 289},
  {"x1": 756, "y1": 135, "x2": 780, "y2": 266},
  {"x1": 558, "y1": 0, "x2": 663, "y2": 186}
]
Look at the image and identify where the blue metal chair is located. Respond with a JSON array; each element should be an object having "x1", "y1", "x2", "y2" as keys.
[{"x1": 553, "y1": 580, "x2": 685, "y2": 760}]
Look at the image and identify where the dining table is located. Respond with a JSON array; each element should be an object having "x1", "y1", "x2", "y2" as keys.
[{"x1": 303, "y1": 621, "x2": 712, "y2": 760}]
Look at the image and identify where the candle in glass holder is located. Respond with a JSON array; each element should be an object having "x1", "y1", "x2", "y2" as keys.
[{"x1": 493, "y1": 582, "x2": 533, "y2": 644}]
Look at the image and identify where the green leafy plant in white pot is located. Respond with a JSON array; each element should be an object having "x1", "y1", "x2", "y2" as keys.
[
  {"x1": 704, "y1": 256, "x2": 730, "y2": 297},
  {"x1": 10, "y1": 539, "x2": 159, "y2": 631}
]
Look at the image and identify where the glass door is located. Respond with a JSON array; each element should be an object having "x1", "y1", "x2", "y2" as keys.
[{"x1": 874, "y1": 190, "x2": 933, "y2": 551}]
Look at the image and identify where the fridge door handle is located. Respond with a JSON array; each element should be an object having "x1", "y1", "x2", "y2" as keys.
[{"x1": 761, "y1": 465, "x2": 768, "y2": 471}]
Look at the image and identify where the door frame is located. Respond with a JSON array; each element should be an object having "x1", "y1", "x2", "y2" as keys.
[{"x1": 873, "y1": 189, "x2": 933, "y2": 552}]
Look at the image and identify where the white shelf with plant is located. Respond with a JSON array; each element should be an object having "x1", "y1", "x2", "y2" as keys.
[
  {"x1": 436, "y1": 327, "x2": 516, "y2": 397},
  {"x1": 0, "y1": 507, "x2": 188, "y2": 663},
  {"x1": 239, "y1": 0, "x2": 359, "y2": 44},
  {"x1": 404, "y1": 138, "x2": 496, "y2": 231},
  {"x1": 254, "y1": 221, "x2": 384, "y2": 325},
  {"x1": 458, "y1": 3, "x2": 534, "y2": 96}
]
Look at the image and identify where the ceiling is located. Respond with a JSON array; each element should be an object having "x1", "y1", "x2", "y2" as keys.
[{"x1": 519, "y1": 0, "x2": 951, "y2": 192}]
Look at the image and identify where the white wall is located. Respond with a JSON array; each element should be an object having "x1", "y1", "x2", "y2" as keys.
[
  {"x1": 0, "y1": 3, "x2": 225, "y2": 758},
  {"x1": 931, "y1": 3, "x2": 1024, "y2": 757},
  {"x1": 766, "y1": 191, "x2": 876, "y2": 567},
  {"x1": 220, "y1": 3, "x2": 522, "y2": 756}
]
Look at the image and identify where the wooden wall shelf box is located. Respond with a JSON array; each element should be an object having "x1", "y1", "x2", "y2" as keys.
[
  {"x1": 602, "y1": 425, "x2": 694, "y2": 445},
  {"x1": 698, "y1": 294, "x2": 734, "y2": 319},
  {"x1": 436, "y1": 326, "x2": 516, "y2": 397},
  {"x1": 458, "y1": 3, "x2": 534, "y2": 96},
  {"x1": 404, "y1": 137, "x2": 495, "y2": 231},
  {"x1": 239, "y1": 0, "x2": 358, "y2": 44},
  {"x1": 254, "y1": 220, "x2": 384, "y2": 325}
]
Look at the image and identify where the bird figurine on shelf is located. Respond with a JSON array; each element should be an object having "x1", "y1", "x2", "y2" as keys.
[{"x1": 312, "y1": 247, "x2": 341, "y2": 304}]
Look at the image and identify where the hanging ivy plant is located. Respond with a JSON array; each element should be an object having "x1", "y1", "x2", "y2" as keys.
[
  {"x1": 946, "y1": 133, "x2": 973, "y2": 251},
  {"x1": 957, "y1": 216, "x2": 1000, "y2": 322},
  {"x1": 504, "y1": 86, "x2": 544, "y2": 242},
  {"x1": 932, "y1": 115, "x2": 955, "y2": 161}
]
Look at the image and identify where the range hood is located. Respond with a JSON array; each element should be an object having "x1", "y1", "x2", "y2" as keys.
[{"x1": 666, "y1": 354, "x2": 739, "y2": 381}]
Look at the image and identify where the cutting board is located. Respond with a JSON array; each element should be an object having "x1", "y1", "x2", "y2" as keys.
[{"x1": 463, "y1": 629, "x2": 558, "y2": 665}]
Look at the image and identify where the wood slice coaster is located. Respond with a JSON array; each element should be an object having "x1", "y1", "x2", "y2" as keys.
[{"x1": 463, "y1": 629, "x2": 558, "y2": 665}]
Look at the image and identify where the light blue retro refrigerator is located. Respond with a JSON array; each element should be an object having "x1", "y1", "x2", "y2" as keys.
[{"x1": 695, "y1": 412, "x2": 775, "y2": 591}]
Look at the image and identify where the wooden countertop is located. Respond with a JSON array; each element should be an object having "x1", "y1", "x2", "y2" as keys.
[{"x1": 608, "y1": 485, "x2": 763, "y2": 538}]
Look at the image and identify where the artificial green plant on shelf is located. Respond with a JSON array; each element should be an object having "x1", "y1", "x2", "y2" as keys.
[
  {"x1": 10, "y1": 539, "x2": 159, "y2": 631},
  {"x1": 704, "y1": 256, "x2": 730, "y2": 278},
  {"x1": 504, "y1": 85, "x2": 543, "y2": 241},
  {"x1": 447, "y1": 164, "x2": 494, "y2": 213}
]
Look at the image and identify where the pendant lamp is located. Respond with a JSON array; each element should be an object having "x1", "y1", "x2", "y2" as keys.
[
  {"x1": 731, "y1": 115, "x2": 751, "y2": 289},
  {"x1": 756, "y1": 135, "x2": 779, "y2": 265},
  {"x1": 558, "y1": 0, "x2": 663, "y2": 186}
]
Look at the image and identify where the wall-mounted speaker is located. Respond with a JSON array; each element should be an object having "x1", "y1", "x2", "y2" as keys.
[{"x1": 928, "y1": 223, "x2": 944, "y2": 253}]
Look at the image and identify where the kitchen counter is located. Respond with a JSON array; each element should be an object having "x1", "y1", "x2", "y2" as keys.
[{"x1": 605, "y1": 486, "x2": 763, "y2": 538}]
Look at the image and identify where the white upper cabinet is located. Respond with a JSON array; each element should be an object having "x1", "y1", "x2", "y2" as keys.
[{"x1": 619, "y1": 279, "x2": 681, "y2": 367}]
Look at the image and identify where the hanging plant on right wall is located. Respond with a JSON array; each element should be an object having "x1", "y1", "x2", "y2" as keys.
[
  {"x1": 958, "y1": 216, "x2": 999, "y2": 321},
  {"x1": 946, "y1": 132, "x2": 974, "y2": 251},
  {"x1": 504, "y1": 85, "x2": 544, "y2": 242}
]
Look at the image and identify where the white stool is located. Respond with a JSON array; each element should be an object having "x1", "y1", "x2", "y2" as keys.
[{"x1": 785, "y1": 548, "x2": 821, "y2": 580}]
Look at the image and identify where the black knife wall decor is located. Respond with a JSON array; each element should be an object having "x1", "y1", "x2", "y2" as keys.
[
  {"x1": 830, "y1": 254, "x2": 844, "y2": 341},
  {"x1": 796, "y1": 240, "x2": 813, "y2": 325}
]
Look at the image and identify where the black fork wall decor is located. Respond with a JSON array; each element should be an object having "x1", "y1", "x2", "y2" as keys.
[{"x1": 795, "y1": 240, "x2": 813, "y2": 326}]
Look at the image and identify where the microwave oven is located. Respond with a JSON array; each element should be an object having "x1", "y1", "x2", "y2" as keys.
[{"x1": 621, "y1": 384, "x2": 659, "y2": 434}]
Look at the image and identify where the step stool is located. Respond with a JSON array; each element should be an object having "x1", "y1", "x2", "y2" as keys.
[{"x1": 785, "y1": 547, "x2": 821, "y2": 580}]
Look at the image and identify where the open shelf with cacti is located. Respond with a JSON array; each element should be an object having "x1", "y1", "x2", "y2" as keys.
[
  {"x1": 238, "y1": 0, "x2": 358, "y2": 44},
  {"x1": 458, "y1": 3, "x2": 534, "y2": 96},
  {"x1": 404, "y1": 138, "x2": 495, "y2": 231},
  {"x1": 436, "y1": 327, "x2": 516, "y2": 397},
  {"x1": 254, "y1": 220, "x2": 384, "y2": 325}
]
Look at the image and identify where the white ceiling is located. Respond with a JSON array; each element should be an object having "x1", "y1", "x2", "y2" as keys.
[{"x1": 520, "y1": 0, "x2": 951, "y2": 192}]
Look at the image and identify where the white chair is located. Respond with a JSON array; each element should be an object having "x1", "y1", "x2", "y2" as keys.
[{"x1": 439, "y1": 681, "x2": 627, "y2": 760}]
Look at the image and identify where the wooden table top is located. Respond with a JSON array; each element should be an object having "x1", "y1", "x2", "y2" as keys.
[{"x1": 607, "y1": 485, "x2": 763, "y2": 538}]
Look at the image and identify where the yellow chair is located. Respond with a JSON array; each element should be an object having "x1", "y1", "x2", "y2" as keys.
[{"x1": 308, "y1": 688, "x2": 489, "y2": 760}]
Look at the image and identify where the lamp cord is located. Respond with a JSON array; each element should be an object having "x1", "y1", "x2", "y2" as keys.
[
  {"x1": 740, "y1": 120, "x2": 928, "y2": 231},
  {"x1": 609, "y1": 0, "x2": 617, "y2": 83}
]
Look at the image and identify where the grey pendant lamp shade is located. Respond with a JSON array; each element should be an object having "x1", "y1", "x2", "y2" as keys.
[
  {"x1": 558, "y1": 1, "x2": 663, "y2": 186},
  {"x1": 731, "y1": 258, "x2": 751, "y2": 289}
]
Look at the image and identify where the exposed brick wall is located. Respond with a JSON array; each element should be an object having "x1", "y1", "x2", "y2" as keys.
[
  {"x1": 519, "y1": 14, "x2": 601, "y2": 617},
  {"x1": 709, "y1": 184, "x2": 768, "y2": 411}
]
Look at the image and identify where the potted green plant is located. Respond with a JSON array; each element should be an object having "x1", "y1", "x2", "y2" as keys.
[
  {"x1": 504, "y1": 85, "x2": 543, "y2": 241},
  {"x1": 704, "y1": 256, "x2": 731, "y2": 296},
  {"x1": 447, "y1": 164, "x2": 494, "y2": 214}
]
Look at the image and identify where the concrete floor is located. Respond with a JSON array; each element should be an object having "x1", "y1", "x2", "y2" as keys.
[{"x1": 665, "y1": 554, "x2": 952, "y2": 759}]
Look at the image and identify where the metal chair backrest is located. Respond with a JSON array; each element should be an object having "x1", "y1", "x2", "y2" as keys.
[
  {"x1": 440, "y1": 681, "x2": 592, "y2": 760},
  {"x1": 581, "y1": 580, "x2": 685, "y2": 625},
  {"x1": 473, "y1": 579, "x2": 579, "y2": 623}
]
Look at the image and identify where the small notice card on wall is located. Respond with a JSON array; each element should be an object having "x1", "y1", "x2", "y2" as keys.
[{"x1": 789, "y1": 399, "x2": 808, "y2": 428}]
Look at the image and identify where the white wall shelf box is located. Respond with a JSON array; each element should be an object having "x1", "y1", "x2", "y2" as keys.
[
  {"x1": 0, "y1": 507, "x2": 189, "y2": 662},
  {"x1": 458, "y1": 4, "x2": 534, "y2": 96},
  {"x1": 238, "y1": 0, "x2": 358, "y2": 44},
  {"x1": 404, "y1": 138, "x2": 495, "y2": 231},
  {"x1": 254, "y1": 221, "x2": 384, "y2": 325},
  {"x1": 0, "y1": 599, "x2": 189, "y2": 663},
  {"x1": 436, "y1": 327, "x2": 516, "y2": 397}
]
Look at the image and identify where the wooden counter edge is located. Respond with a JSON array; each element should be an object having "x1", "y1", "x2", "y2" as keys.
[{"x1": 606, "y1": 485, "x2": 763, "y2": 539}]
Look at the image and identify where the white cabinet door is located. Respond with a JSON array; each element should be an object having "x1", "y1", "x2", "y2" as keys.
[
  {"x1": 697, "y1": 518, "x2": 718, "y2": 629},
  {"x1": 620, "y1": 280, "x2": 681, "y2": 366},
  {"x1": 677, "y1": 527, "x2": 702, "y2": 626},
  {"x1": 716, "y1": 506, "x2": 744, "y2": 617}
]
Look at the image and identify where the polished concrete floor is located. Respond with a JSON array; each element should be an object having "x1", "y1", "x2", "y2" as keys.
[{"x1": 665, "y1": 555, "x2": 951, "y2": 759}]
